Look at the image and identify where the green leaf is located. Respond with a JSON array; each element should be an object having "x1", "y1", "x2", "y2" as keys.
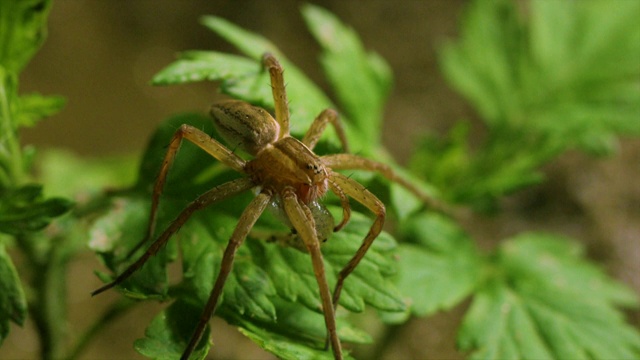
[
  {"x1": 302, "y1": 4, "x2": 393, "y2": 147},
  {"x1": 0, "y1": 243, "x2": 27, "y2": 346},
  {"x1": 0, "y1": 184, "x2": 73, "y2": 235},
  {"x1": 458, "y1": 233, "x2": 640, "y2": 359},
  {"x1": 0, "y1": 0, "x2": 52, "y2": 73},
  {"x1": 14, "y1": 93, "x2": 65, "y2": 128},
  {"x1": 392, "y1": 212, "x2": 482, "y2": 320},
  {"x1": 151, "y1": 51, "x2": 258, "y2": 86},
  {"x1": 237, "y1": 319, "x2": 355, "y2": 360},
  {"x1": 134, "y1": 300, "x2": 211, "y2": 360}
]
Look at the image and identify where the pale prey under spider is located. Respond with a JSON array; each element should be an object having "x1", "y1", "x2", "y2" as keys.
[{"x1": 92, "y1": 53, "x2": 432, "y2": 360}]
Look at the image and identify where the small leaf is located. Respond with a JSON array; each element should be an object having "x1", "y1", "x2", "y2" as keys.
[
  {"x1": 151, "y1": 51, "x2": 258, "y2": 86},
  {"x1": 302, "y1": 4, "x2": 393, "y2": 148},
  {"x1": 0, "y1": 184, "x2": 73, "y2": 235},
  {"x1": 0, "y1": 244, "x2": 27, "y2": 346},
  {"x1": 458, "y1": 233, "x2": 640, "y2": 359},
  {"x1": 15, "y1": 93, "x2": 65, "y2": 128}
]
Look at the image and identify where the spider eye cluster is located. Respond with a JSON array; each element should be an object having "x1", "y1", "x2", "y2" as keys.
[{"x1": 306, "y1": 163, "x2": 323, "y2": 174}]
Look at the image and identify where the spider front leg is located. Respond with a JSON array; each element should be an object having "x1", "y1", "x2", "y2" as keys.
[
  {"x1": 263, "y1": 53, "x2": 290, "y2": 139},
  {"x1": 323, "y1": 153, "x2": 437, "y2": 205},
  {"x1": 302, "y1": 109, "x2": 350, "y2": 153},
  {"x1": 91, "y1": 177, "x2": 255, "y2": 296},
  {"x1": 127, "y1": 124, "x2": 246, "y2": 258},
  {"x1": 327, "y1": 172, "x2": 385, "y2": 312},
  {"x1": 181, "y1": 190, "x2": 272, "y2": 360},
  {"x1": 282, "y1": 188, "x2": 343, "y2": 360}
]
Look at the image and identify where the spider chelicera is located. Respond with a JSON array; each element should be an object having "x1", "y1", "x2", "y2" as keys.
[{"x1": 92, "y1": 53, "x2": 431, "y2": 360}]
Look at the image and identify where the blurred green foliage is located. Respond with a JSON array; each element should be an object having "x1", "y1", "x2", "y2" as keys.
[
  {"x1": 1, "y1": 1, "x2": 639, "y2": 360},
  {"x1": 412, "y1": 0, "x2": 640, "y2": 211}
]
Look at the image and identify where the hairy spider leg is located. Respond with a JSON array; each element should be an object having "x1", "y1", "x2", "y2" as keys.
[
  {"x1": 328, "y1": 179, "x2": 351, "y2": 232},
  {"x1": 302, "y1": 108, "x2": 352, "y2": 232},
  {"x1": 91, "y1": 177, "x2": 255, "y2": 297},
  {"x1": 282, "y1": 187, "x2": 343, "y2": 360},
  {"x1": 125, "y1": 124, "x2": 247, "y2": 259},
  {"x1": 322, "y1": 153, "x2": 436, "y2": 204},
  {"x1": 326, "y1": 172, "x2": 385, "y2": 316},
  {"x1": 302, "y1": 109, "x2": 351, "y2": 153},
  {"x1": 263, "y1": 53, "x2": 290, "y2": 139},
  {"x1": 181, "y1": 190, "x2": 272, "y2": 360}
]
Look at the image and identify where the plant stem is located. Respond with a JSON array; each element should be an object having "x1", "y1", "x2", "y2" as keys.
[
  {"x1": 22, "y1": 232, "x2": 68, "y2": 360},
  {"x1": 0, "y1": 69, "x2": 24, "y2": 186}
]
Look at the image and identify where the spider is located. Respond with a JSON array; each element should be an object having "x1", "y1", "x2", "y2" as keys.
[{"x1": 92, "y1": 53, "x2": 431, "y2": 360}]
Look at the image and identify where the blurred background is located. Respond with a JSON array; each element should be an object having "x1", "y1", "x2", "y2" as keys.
[{"x1": 3, "y1": 0, "x2": 638, "y2": 359}]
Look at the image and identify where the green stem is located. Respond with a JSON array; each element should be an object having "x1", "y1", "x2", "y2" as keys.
[
  {"x1": 24, "y1": 232, "x2": 68, "y2": 360},
  {"x1": 0, "y1": 69, "x2": 24, "y2": 186}
]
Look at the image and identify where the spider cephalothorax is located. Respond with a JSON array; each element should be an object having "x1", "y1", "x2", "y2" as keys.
[{"x1": 92, "y1": 53, "x2": 431, "y2": 360}]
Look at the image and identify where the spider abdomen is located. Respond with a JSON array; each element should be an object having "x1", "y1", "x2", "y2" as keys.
[{"x1": 210, "y1": 100, "x2": 280, "y2": 156}]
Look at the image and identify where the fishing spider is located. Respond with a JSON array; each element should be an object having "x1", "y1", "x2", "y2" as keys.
[{"x1": 92, "y1": 53, "x2": 430, "y2": 360}]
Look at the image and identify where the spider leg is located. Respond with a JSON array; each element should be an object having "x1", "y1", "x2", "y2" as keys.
[
  {"x1": 126, "y1": 124, "x2": 247, "y2": 259},
  {"x1": 263, "y1": 53, "x2": 290, "y2": 139},
  {"x1": 302, "y1": 109, "x2": 350, "y2": 153},
  {"x1": 181, "y1": 190, "x2": 272, "y2": 360},
  {"x1": 282, "y1": 188, "x2": 343, "y2": 360},
  {"x1": 91, "y1": 177, "x2": 254, "y2": 297},
  {"x1": 328, "y1": 178, "x2": 351, "y2": 232},
  {"x1": 327, "y1": 172, "x2": 385, "y2": 312},
  {"x1": 322, "y1": 153, "x2": 436, "y2": 205}
]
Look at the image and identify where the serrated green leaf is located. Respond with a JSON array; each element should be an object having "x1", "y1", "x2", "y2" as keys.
[
  {"x1": 239, "y1": 326, "x2": 337, "y2": 360},
  {"x1": 228, "y1": 297, "x2": 371, "y2": 349},
  {"x1": 302, "y1": 4, "x2": 392, "y2": 148},
  {"x1": 0, "y1": 243, "x2": 27, "y2": 346},
  {"x1": 458, "y1": 233, "x2": 640, "y2": 359},
  {"x1": 134, "y1": 300, "x2": 210, "y2": 360},
  {"x1": 0, "y1": 0, "x2": 52, "y2": 73},
  {"x1": 151, "y1": 51, "x2": 258, "y2": 86},
  {"x1": 0, "y1": 184, "x2": 73, "y2": 235},
  {"x1": 393, "y1": 212, "x2": 482, "y2": 318},
  {"x1": 238, "y1": 319, "x2": 356, "y2": 360}
]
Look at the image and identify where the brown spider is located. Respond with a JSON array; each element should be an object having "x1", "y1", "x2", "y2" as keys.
[{"x1": 92, "y1": 53, "x2": 431, "y2": 360}]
